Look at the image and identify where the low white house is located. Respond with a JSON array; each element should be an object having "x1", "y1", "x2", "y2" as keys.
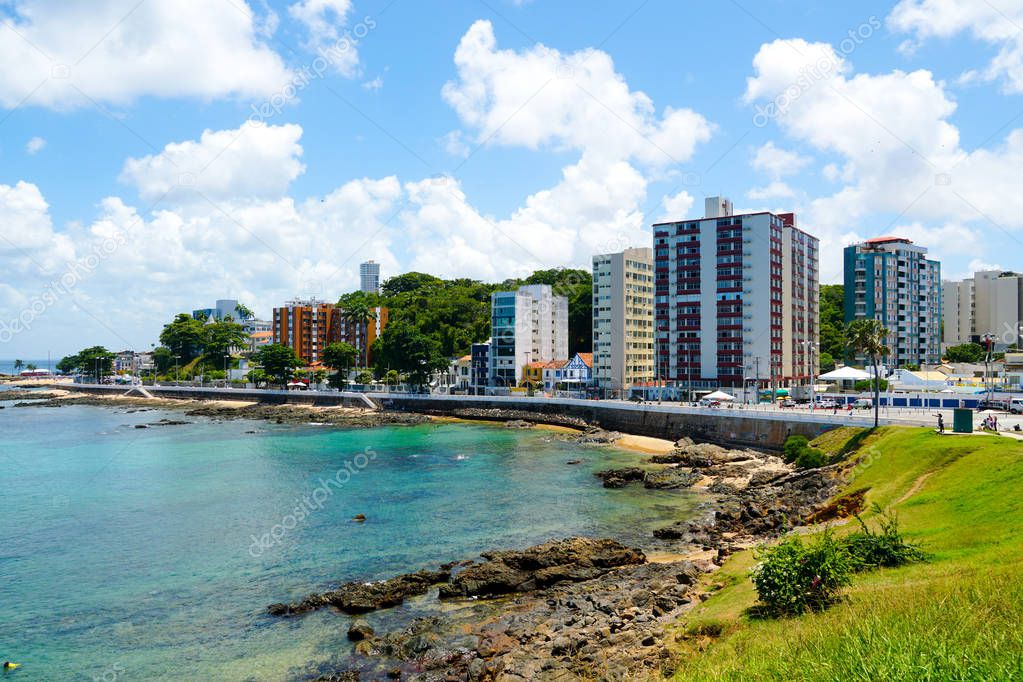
[
  {"x1": 447, "y1": 355, "x2": 471, "y2": 392},
  {"x1": 888, "y1": 368, "x2": 951, "y2": 391}
]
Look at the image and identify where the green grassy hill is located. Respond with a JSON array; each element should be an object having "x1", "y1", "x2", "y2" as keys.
[{"x1": 669, "y1": 428, "x2": 1023, "y2": 681}]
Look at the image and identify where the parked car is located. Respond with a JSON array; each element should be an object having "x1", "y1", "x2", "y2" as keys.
[
  {"x1": 816, "y1": 398, "x2": 838, "y2": 409},
  {"x1": 853, "y1": 398, "x2": 873, "y2": 409},
  {"x1": 976, "y1": 400, "x2": 1009, "y2": 412},
  {"x1": 780, "y1": 399, "x2": 796, "y2": 408},
  {"x1": 1010, "y1": 399, "x2": 1023, "y2": 415}
]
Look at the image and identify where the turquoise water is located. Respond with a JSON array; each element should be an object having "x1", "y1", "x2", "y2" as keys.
[{"x1": 0, "y1": 397, "x2": 697, "y2": 681}]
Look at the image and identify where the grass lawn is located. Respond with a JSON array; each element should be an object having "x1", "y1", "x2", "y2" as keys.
[{"x1": 669, "y1": 428, "x2": 1023, "y2": 681}]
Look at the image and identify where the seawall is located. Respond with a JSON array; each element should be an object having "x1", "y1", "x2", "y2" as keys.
[
  {"x1": 49, "y1": 385, "x2": 863, "y2": 450},
  {"x1": 375, "y1": 394, "x2": 843, "y2": 450}
]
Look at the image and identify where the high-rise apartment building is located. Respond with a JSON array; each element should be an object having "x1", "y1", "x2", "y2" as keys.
[
  {"x1": 843, "y1": 236, "x2": 941, "y2": 367},
  {"x1": 360, "y1": 261, "x2": 381, "y2": 294},
  {"x1": 272, "y1": 298, "x2": 341, "y2": 364},
  {"x1": 272, "y1": 299, "x2": 389, "y2": 366},
  {"x1": 943, "y1": 271, "x2": 1023, "y2": 349},
  {"x1": 592, "y1": 247, "x2": 655, "y2": 394},
  {"x1": 653, "y1": 196, "x2": 819, "y2": 390},
  {"x1": 489, "y1": 284, "x2": 568, "y2": 387}
]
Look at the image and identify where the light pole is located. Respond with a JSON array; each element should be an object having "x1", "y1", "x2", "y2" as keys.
[
  {"x1": 224, "y1": 354, "x2": 230, "y2": 388},
  {"x1": 803, "y1": 340, "x2": 818, "y2": 410},
  {"x1": 174, "y1": 355, "x2": 180, "y2": 385}
]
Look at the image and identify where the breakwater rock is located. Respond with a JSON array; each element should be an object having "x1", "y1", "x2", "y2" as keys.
[{"x1": 182, "y1": 403, "x2": 429, "y2": 428}]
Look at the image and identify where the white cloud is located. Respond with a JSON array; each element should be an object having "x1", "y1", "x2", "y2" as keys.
[
  {"x1": 442, "y1": 20, "x2": 712, "y2": 166},
  {"x1": 0, "y1": 0, "x2": 293, "y2": 109},
  {"x1": 362, "y1": 76, "x2": 383, "y2": 91},
  {"x1": 888, "y1": 0, "x2": 1023, "y2": 93},
  {"x1": 658, "y1": 190, "x2": 695, "y2": 222},
  {"x1": 747, "y1": 181, "x2": 796, "y2": 201},
  {"x1": 751, "y1": 142, "x2": 811, "y2": 178},
  {"x1": 441, "y1": 130, "x2": 470, "y2": 158},
  {"x1": 119, "y1": 123, "x2": 306, "y2": 204},
  {"x1": 25, "y1": 137, "x2": 46, "y2": 154},
  {"x1": 287, "y1": 0, "x2": 360, "y2": 76}
]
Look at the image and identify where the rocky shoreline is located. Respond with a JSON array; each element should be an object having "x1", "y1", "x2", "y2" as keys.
[
  {"x1": 272, "y1": 435, "x2": 844, "y2": 681},
  {"x1": 6, "y1": 387, "x2": 429, "y2": 429}
]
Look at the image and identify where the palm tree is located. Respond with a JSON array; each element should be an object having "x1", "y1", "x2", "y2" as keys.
[
  {"x1": 846, "y1": 319, "x2": 891, "y2": 428},
  {"x1": 339, "y1": 298, "x2": 376, "y2": 366},
  {"x1": 234, "y1": 303, "x2": 255, "y2": 321},
  {"x1": 13, "y1": 359, "x2": 23, "y2": 373}
]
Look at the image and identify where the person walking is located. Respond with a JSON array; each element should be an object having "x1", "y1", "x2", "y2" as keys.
[{"x1": 936, "y1": 413, "x2": 944, "y2": 434}]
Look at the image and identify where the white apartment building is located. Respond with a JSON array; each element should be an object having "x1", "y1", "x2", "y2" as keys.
[
  {"x1": 653, "y1": 197, "x2": 819, "y2": 390},
  {"x1": 943, "y1": 271, "x2": 1023, "y2": 349},
  {"x1": 489, "y1": 284, "x2": 569, "y2": 387},
  {"x1": 592, "y1": 248, "x2": 655, "y2": 394},
  {"x1": 844, "y1": 237, "x2": 942, "y2": 367}
]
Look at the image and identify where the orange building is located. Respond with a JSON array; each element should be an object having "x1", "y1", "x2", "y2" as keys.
[
  {"x1": 272, "y1": 299, "x2": 343, "y2": 364},
  {"x1": 273, "y1": 299, "x2": 388, "y2": 366}
]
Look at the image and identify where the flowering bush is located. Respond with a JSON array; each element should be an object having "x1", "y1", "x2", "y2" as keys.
[{"x1": 750, "y1": 528, "x2": 854, "y2": 616}]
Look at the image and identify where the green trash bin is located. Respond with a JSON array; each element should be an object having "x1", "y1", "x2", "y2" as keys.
[{"x1": 953, "y1": 408, "x2": 973, "y2": 434}]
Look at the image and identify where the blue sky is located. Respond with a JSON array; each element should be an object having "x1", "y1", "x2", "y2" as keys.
[{"x1": 2, "y1": 0, "x2": 1022, "y2": 358}]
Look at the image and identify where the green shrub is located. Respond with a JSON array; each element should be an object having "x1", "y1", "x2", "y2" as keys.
[
  {"x1": 750, "y1": 528, "x2": 854, "y2": 617},
  {"x1": 844, "y1": 505, "x2": 928, "y2": 570},
  {"x1": 783, "y1": 435, "x2": 809, "y2": 463},
  {"x1": 794, "y1": 446, "x2": 828, "y2": 470}
]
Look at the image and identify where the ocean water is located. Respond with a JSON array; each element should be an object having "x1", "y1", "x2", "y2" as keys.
[
  {"x1": 0, "y1": 359, "x2": 55, "y2": 375},
  {"x1": 0, "y1": 394, "x2": 699, "y2": 681}
]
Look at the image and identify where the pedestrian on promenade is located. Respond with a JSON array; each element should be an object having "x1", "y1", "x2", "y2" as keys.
[{"x1": 936, "y1": 413, "x2": 944, "y2": 434}]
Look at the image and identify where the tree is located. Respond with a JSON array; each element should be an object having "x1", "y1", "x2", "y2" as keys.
[
  {"x1": 159, "y1": 314, "x2": 206, "y2": 361},
  {"x1": 152, "y1": 346, "x2": 174, "y2": 374},
  {"x1": 374, "y1": 320, "x2": 448, "y2": 386},
  {"x1": 846, "y1": 319, "x2": 891, "y2": 428},
  {"x1": 246, "y1": 368, "x2": 269, "y2": 387},
  {"x1": 381, "y1": 272, "x2": 443, "y2": 297},
  {"x1": 383, "y1": 369, "x2": 400, "y2": 385},
  {"x1": 819, "y1": 284, "x2": 846, "y2": 361},
  {"x1": 203, "y1": 319, "x2": 248, "y2": 360},
  {"x1": 252, "y1": 344, "x2": 302, "y2": 386},
  {"x1": 323, "y1": 342, "x2": 358, "y2": 388},
  {"x1": 26, "y1": 363, "x2": 37, "y2": 371},
  {"x1": 355, "y1": 369, "x2": 375, "y2": 384},
  {"x1": 56, "y1": 355, "x2": 79, "y2": 375},
  {"x1": 819, "y1": 352, "x2": 836, "y2": 374},
  {"x1": 13, "y1": 359, "x2": 23, "y2": 373},
  {"x1": 63, "y1": 346, "x2": 115, "y2": 381},
  {"x1": 234, "y1": 303, "x2": 255, "y2": 320},
  {"x1": 945, "y1": 342, "x2": 985, "y2": 363}
]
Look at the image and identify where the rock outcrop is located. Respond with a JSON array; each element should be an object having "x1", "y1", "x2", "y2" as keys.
[
  {"x1": 438, "y1": 537, "x2": 645, "y2": 599},
  {"x1": 268, "y1": 569, "x2": 450, "y2": 616}
]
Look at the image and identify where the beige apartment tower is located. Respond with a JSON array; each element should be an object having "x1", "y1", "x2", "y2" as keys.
[{"x1": 592, "y1": 248, "x2": 655, "y2": 394}]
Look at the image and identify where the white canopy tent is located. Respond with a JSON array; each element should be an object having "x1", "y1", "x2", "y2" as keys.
[
  {"x1": 703, "y1": 390, "x2": 736, "y2": 401},
  {"x1": 818, "y1": 367, "x2": 871, "y2": 381}
]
